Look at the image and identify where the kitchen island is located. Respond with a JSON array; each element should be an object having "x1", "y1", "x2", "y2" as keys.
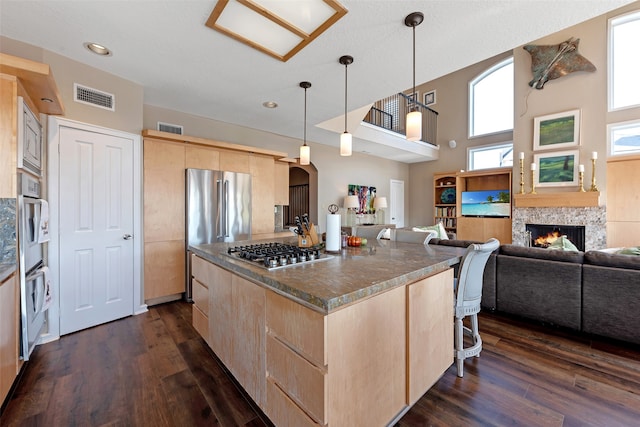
[{"x1": 188, "y1": 238, "x2": 466, "y2": 426}]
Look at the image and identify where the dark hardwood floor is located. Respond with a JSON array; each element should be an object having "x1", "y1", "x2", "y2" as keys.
[{"x1": 2, "y1": 301, "x2": 640, "y2": 426}]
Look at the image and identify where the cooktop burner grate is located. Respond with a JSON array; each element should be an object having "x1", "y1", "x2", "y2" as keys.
[{"x1": 226, "y1": 242, "x2": 333, "y2": 270}]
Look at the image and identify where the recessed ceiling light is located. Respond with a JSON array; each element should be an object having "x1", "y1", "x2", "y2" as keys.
[
  {"x1": 84, "y1": 42, "x2": 112, "y2": 56},
  {"x1": 263, "y1": 101, "x2": 278, "y2": 108}
]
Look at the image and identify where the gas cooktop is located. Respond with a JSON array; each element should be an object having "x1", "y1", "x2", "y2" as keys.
[{"x1": 226, "y1": 242, "x2": 333, "y2": 270}]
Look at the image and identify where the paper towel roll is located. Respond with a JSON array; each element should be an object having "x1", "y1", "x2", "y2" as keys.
[{"x1": 326, "y1": 214, "x2": 341, "y2": 252}]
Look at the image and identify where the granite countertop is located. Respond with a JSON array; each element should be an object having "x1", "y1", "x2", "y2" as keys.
[
  {"x1": 189, "y1": 237, "x2": 466, "y2": 314},
  {"x1": 0, "y1": 263, "x2": 17, "y2": 283}
]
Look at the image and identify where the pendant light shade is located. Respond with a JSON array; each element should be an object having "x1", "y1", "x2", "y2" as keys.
[
  {"x1": 339, "y1": 55, "x2": 354, "y2": 156},
  {"x1": 340, "y1": 132, "x2": 352, "y2": 156},
  {"x1": 299, "y1": 81, "x2": 311, "y2": 165},
  {"x1": 405, "y1": 12, "x2": 423, "y2": 142}
]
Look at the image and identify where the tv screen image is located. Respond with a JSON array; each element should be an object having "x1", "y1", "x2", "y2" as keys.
[{"x1": 461, "y1": 189, "x2": 511, "y2": 217}]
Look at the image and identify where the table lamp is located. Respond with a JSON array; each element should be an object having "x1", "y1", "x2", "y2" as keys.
[
  {"x1": 373, "y1": 197, "x2": 387, "y2": 224},
  {"x1": 343, "y1": 195, "x2": 359, "y2": 226}
]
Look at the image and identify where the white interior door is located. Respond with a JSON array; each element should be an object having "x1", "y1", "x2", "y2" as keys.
[
  {"x1": 390, "y1": 179, "x2": 405, "y2": 228},
  {"x1": 58, "y1": 126, "x2": 134, "y2": 335}
]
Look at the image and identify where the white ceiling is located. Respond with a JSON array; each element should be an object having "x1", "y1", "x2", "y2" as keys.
[{"x1": 0, "y1": 0, "x2": 634, "y2": 162}]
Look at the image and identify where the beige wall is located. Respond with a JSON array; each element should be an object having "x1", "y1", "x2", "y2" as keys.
[
  {"x1": 408, "y1": 1, "x2": 640, "y2": 227},
  {"x1": 144, "y1": 105, "x2": 410, "y2": 232},
  {"x1": 1, "y1": 36, "x2": 143, "y2": 135}
]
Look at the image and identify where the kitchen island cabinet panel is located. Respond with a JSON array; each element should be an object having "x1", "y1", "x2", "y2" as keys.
[
  {"x1": 144, "y1": 240, "x2": 184, "y2": 300},
  {"x1": 231, "y1": 274, "x2": 266, "y2": 408},
  {"x1": 326, "y1": 285, "x2": 407, "y2": 426},
  {"x1": 407, "y1": 269, "x2": 454, "y2": 404},
  {"x1": 266, "y1": 378, "x2": 321, "y2": 427}
]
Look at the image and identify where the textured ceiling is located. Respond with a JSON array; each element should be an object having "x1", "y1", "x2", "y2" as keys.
[{"x1": 0, "y1": 0, "x2": 634, "y2": 162}]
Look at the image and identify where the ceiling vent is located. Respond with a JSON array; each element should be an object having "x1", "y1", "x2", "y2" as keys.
[
  {"x1": 73, "y1": 83, "x2": 115, "y2": 111},
  {"x1": 157, "y1": 122, "x2": 184, "y2": 135}
]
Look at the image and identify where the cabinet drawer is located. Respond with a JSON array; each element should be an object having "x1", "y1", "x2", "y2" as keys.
[
  {"x1": 190, "y1": 254, "x2": 209, "y2": 282},
  {"x1": 266, "y1": 378, "x2": 322, "y2": 427},
  {"x1": 266, "y1": 291, "x2": 326, "y2": 367},
  {"x1": 192, "y1": 305, "x2": 209, "y2": 342},
  {"x1": 192, "y1": 278, "x2": 209, "y2": 313},
  {"x1": 267, "y1": 335, "x2": 326, "y2": 424}
]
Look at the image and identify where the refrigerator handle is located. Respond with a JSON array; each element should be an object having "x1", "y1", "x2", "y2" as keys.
[
  {"x1": 216, "y1": 179, "x2": 224, "y2": 239},
  {"x1": 223, "y1": 179, "x2": 229, "y2": 238}
]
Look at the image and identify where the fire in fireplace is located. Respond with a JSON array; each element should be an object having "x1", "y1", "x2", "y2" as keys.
[{"x1": 525, "y1": 224, "x2": 585, "y2": 251}]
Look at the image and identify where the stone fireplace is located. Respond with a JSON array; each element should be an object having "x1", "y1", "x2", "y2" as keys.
[{"x1": 512, "y1": 206, "x2": 606, "y2": 251}]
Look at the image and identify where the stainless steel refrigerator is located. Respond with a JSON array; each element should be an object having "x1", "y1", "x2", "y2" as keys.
[{"x1": 185, "y1": 168, "x2": 251, "y2": 299}]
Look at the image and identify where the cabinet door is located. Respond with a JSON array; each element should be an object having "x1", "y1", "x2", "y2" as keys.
[
  {"x1": 407, "y1": 269, "x2": 453, "y2": 404},
  {"x1": 0, "y1": 274, "x2": 18, "y2": 403},
  {"x1": 0, "y1": 75, "x2": 17, "y2": 198},
  {"x1": 231, "y1": 274, "x2": 266, "y2": 408},
  {"x1": 143, "y1": 139, "x2": 185, "y2": 242},
  {"x1": 208, "y1": 262, "x2": 232, "y2": 366},
  {"x1": 186, "y1": 145, "x2": 220, "y2": 170},
  {"x1": 144, "y1": 240, "x2": 185, "y2": 300},
  {"x1": 250, "y1": 154, "x2": 276, "y2": 235},
  {"x1": 219, "y1": 149, "x2": 250, "y2": 173},
  {"x1": 274, "y1": 161, "x2": 289, "y2": 205}
]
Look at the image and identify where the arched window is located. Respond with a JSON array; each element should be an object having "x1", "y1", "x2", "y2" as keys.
[
  {"x1": 609, "y1": 10, "x2": 640, "y2": 111},
  {"x1": 469, "y1": 57, "x2": 514, "y2": 137}
]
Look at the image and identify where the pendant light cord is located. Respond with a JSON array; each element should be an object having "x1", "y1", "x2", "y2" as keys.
[
  {"x1": 304, "y1": 86, "x2": 307, "y2": 146},
  {"x1": 344, "y1": 62, "x2": 348, "y2": 132},
  {"x1": 412, "y1": 23, "x2": 416, "y2": 111}
]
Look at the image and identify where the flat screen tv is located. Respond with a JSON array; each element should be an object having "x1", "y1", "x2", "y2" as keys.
[{"x1": 461, "y1": 189, "x2": 511, "y2": 218}]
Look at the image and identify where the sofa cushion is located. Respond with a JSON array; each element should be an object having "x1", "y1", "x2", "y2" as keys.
[
  {"x1": 436, "y1": 239, "x2": 482, "y2": 249},
  {"x1": 499, "y1": 244, "x2": 584, "y2": 264},
  {"x1": 584, "y1": 250, "x2": 640, "y2": 270},
  {"x1": 547, "y1": 235, "x2": 579, "y2": 252},
  {"x1": 496, "y1": 254, "x2": 582, "y2": 330},
  {"x1": 582, "y1": 264, "x2": 640, "y2": 345},
  {"x1": 413, "y1": 223, "x2": 448, "y2": 240},
  {"x1": 619, "y1": 246, "x2": 640, "y2": 255}
]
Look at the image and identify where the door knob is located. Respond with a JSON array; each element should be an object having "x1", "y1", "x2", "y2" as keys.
[{"x1": 123, "y1": 234, "x2": 133, "y2": 240}]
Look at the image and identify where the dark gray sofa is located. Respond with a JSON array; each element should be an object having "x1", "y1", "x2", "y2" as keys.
[
  {"x1": 430, "y1": 239, "x2": 640, "y2": 345},
  {"x1": 582, "y1": 250, "x2": 640, "y2": 344}
]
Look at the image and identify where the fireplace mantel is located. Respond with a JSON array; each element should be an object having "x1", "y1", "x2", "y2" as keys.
[{"x1": 513, "y1": 192, "x2": 600, "y2": 208}]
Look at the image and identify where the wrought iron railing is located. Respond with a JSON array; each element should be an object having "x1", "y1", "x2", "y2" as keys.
[{"x1": 363, "y1": 92, "x2": 438, "y2": 146}]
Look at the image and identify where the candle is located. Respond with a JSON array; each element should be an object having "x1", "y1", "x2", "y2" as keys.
[
  {"x1": 530, "y1": 163, "x2": 536, "y2": 171},
  {"x1": 579, "y1": 164, "x2": 584, "y2": 172},
  {"x1": 592, "y1": 151, "x2": 598, "y2": 160},
  {"x1": 519, "y1": 152, "x2": 524, "y2": 160}
]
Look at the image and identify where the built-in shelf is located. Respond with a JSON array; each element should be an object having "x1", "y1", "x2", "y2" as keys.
[{"x1": 513, "y1": 192, "x2": 600, "y2": 208}]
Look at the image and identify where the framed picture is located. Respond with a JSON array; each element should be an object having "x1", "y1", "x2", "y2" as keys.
[
  {"x1": 534, "y1": 150, "x2": 579, "y2": 187},
  {"x1": 424, "y1": 90, "x2": 436, "y2": 106},
  {"x1": 533, "y1": 109, "x2": 580, "y2": 151}
]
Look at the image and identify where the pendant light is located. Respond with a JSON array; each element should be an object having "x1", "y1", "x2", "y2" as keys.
[
  {"x1": 339, "y1": 55, "x2": 354, "y2": 156},
  {"x1": 299, "y1": 81, "x2": 311, "y2": 165},
  {"x1": 405, "y1": 12, "x2": 424, "y2": 142}
]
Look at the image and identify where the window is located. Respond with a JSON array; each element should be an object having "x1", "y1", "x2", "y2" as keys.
[
  {"x1": 468, "y1": 142, "x2": 513, "y2": 171},
  {"x1": 609, "y1": 10, "x2": 640, "y2": 111},
  {"x1": 608, "y1": 119, "x2": 640, "y2": 156},
  {"x1": 469, "y1": 57, "x2": 514, "y2": 137}
]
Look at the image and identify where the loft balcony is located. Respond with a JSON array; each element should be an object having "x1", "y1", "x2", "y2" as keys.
[{"x1": 317, "y1": 92, "x2": 439, "y2": 164}]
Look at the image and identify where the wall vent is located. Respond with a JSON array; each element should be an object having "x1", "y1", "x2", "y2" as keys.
[
  {"x1": 157, "y1": 122, "x2": 184, "y2": 135},
  {"x1": 74, "y1": 83, "x2": 115, "y2": 111}
]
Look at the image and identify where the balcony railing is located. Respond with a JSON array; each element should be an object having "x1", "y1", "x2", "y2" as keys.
[{"x1": 363, "y1": 92, "x2": 438, "y2": 146}]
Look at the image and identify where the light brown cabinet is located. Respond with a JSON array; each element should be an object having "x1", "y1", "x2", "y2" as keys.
[
  {"x1": 189, "y1": 253, "x2": 454, "y2": 426},
  {"x1": 0, "y1": 273, "x2": 19, "y2": 404},
  {"x1": 456, "y1": 168, "x2": 513, "y2": 244},
  {"x1": 190, "y1": 254, "x2": 265, "y2": 407},
  {"x1": 606, "y1": 155, "x2": 640, "y2": 247},
  {"x1": 142, "y1": 132, "x2": 288, "y2": 304},
  {"x1": 274, "y1": 161, "x2": 290, "y2": 206}
]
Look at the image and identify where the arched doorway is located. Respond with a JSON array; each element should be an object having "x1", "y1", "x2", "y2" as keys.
[{"x1": 284, "y1": 163, "x2": 318, "y2": 226}]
